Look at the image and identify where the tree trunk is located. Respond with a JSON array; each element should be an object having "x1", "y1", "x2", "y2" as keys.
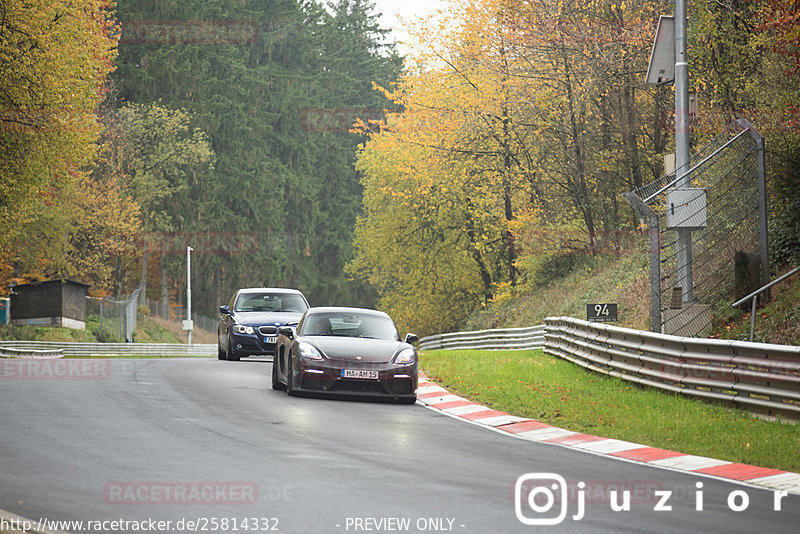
[
  {"x1": 160, "y1": 257, "x2": 169, "y2": 320},
  {"x1": 139, "y1": 239, "x2": 148, "y2": 306},
  {"x1": 563, "y1": 60, "x2": 597, "y2": 253}
]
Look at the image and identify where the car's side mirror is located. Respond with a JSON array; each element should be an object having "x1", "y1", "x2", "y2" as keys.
[
  {"x1": 219, "y1": 305, "x2": 230, "y2": 315},
  {"x1": 404, "y1": 333, "x2": 419, "y2": 345},
  {"x1": 278, "y1": 326, "x2": 294, "y2": 339}
]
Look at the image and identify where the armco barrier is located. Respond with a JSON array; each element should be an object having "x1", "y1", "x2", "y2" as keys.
[
  {"x1": 0, "y1": 341, "x2": 216, "y2": 358},
  {"x1": 419, "y1": 325, "x2": 545, "y2": 351},
  {"x1": 544, "y1": 316, "x2": 800, "y2": 419},
  {"x1": 0, "y1": 346, "x2": 63, "y2": 358}
]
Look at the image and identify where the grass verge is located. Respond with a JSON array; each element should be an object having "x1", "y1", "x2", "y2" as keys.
[
  {"x1": 421, "y1": 348, "x2": 800, "y2": 472},
  {"x1": 0, "y1": 315, "x2": 216, "y2": 345}
]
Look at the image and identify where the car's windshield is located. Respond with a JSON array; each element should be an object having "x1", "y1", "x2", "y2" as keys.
[
  {"x1": 301, "y1": 312, "x2": 399, "y2": 341},
  {"x1": 234, "y1": 293, "x2": 308, "y2": 313}
]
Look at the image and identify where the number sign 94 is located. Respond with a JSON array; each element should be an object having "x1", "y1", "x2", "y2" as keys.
[{"x1": 587, "y1": 303, "x2": 618, "y2": 322}]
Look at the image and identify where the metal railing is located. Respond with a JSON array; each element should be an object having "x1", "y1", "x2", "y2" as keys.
[
  {"x1": 545, "y1": 316, "x2": 800, "y2": 419},
  {"x1": 0, "y1": 341, "x2": 216, "y2": 358},
  {"x1": 419, "y1": 325, "x2": 546, "y2": 351},
  {"x1": 732, "y1": 266, "x2": 800, "y2": 341},
  {"x1": 0, "y1": 346, "x2": 63, "y2": 358}
]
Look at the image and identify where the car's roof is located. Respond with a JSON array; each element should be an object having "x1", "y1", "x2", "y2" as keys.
[
  {"x1": 236, "y1": 287, "x2": 305, "y2": 295},
  {"x1": 305, "y1": 306, "x2": 391, "y2": 319}
]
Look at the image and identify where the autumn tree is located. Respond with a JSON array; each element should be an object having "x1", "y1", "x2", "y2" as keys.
[
  {"x1": 350, "y1": 0, "x2": 668, "y2": 333},
  {"x1": 114, "y1": 0, "x2": 402, "y2": 313},
  {"x1": 0, "y1": 0, "x2": 119, "y2": 288},
  {"x1": 93, "y1": 102, "x2": 214, "y2": 299},
  {"x1": 351, "y1": 0, "x2": 544, "y2": 334},
  {"x1": 689, "y1": 0, "x2": 800, "y2": 266},
  {"x1": 758, "y1": 0, "x2": 800, "y2": 74}
]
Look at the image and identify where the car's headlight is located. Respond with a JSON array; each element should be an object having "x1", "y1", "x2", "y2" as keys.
[
  {"x1": 233, "y1": 325, "x2": 255, "y2": 335},
  {"x1": 394, "y1": 348, "x2": 416, "y2": 365},
  {"x1": 298, "y1": 342, "x2": 323, "y2": 360}
]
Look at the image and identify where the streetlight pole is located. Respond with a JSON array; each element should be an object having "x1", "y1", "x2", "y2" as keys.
[
  {"x1": 674, "y1": 0, "x2": 692, "y2": 302},
  {"x1": 187, "y1": 246, "x2": 193, "y2": 345}
]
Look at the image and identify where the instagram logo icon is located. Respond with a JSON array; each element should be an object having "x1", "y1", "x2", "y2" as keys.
[{"x1": 515, "y1": 473, "x2": 569, "y2": 525}]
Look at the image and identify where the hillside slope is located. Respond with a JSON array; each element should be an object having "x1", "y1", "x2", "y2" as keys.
[
  {"x1": 465, "y1": 252, "x2": 650, "y2": 332},
  {"x1": 464, "y1": 253, "x2": 800, "y2": 346}
]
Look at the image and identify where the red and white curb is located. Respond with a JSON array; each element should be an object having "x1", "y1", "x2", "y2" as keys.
[{"x1": 416, "y1": 374, "x2": 800, "y2": 495}]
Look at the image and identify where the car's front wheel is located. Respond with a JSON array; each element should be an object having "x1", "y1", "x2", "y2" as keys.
[
  {"x1": 286, "y1": 351, "x2": 297, "y2": 396},
  {"x1": 218, "y1": 333, "x2": 227, "y2": 360},
  {"x1": 226, "y1": 337, "x2": 240, "y2": 361},
  {"x1": 271, "y1": 352, "x2": 286, "y2": 391}
]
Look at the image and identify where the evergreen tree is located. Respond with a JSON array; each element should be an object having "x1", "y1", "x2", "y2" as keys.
[{"x1": 113, "y1": 0, "x2": 402, "y2": 314}]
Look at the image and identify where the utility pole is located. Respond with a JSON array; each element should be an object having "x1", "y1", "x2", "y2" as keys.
[
  {"x1": 674, "y1": 0, "x2": 692, "y2": 302},
  {"x1": 186, "y1": 246, "x2": 193, "y2": 344}
]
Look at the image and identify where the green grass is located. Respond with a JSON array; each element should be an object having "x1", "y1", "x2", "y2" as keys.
[
  {"x1": 0, "y1": 322, "x2": 98, "y2": 342},
  {"x1": 421, "y1": 348, "x2": 800, "y2": 472},
  {"x1": 713, "y1": 269, "x2": 800, "y2": 345},
  {"x1": 128, "y1": 315, "x2": 182, "y2": 343},
  {"x1": 0, "y1": 314, "x2": 181, "y2": 344}
]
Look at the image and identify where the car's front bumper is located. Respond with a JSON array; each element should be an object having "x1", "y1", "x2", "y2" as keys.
[
  {"x1": 291, "y1": 359, "x2": 417, "y2": 399},
  {"x1": 229, "y1": 331, "x2": 279, "y2": 357}
]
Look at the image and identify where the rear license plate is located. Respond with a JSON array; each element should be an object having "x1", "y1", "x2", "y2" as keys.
[
  {"x1": 263, "y1": 336, "x2": 277, "y2": 344},
  {"x1": 342, "y1": 369, "x2": 379, "y2": 380}
]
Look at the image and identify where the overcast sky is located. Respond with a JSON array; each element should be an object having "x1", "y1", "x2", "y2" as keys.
[{"x1": 370, "y1": 0, "x2": 448, "y2": 55}]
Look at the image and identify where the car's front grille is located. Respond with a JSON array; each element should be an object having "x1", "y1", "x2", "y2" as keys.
[
  {"x1": 258, "y1": 326, "x2": 278, "y2": 335},
  {"x1": 332, "y1": 380, "x2": 386, "y2": 394}
]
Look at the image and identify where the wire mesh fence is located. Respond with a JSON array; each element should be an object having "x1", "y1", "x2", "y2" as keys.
[
  {"x1": 144, "y1": 299, "x2": 218, "y2": 333},
  {"x1": 86, "y1": 288, "x2": 140, "y2": 342},
  {"x1": 625, "y1": 121, "x2": 768, "y2": 336}
]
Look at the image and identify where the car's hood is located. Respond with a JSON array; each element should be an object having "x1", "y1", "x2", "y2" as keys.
[
  {"x1": 303, "y1": 336, "x2": 409, "y2": 364},
  {"x1": 234, "y1": 312, "x2": 303, "y2": 327}
]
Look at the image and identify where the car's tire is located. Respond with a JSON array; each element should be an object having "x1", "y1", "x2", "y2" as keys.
[
  {"x1": 286, "y1": 351, "x2": 297, "y2": 396},
  {"x1": 271, "y1": 352, "x2": 286, "y2": 391},
  {"x1": 218, "y1": 334, "x2": 227, "y2": 360},
  {"x1": 226, "y1": 337, "x2": 240, "y2": 362}
]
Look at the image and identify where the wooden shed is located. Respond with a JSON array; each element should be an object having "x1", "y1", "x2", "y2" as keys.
[{"x1": 10, "y1": 279, "x2": 90, "y2": 330}]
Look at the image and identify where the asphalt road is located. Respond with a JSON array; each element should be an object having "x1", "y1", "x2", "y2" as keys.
[{"x1": 0, "y1": 357, "x2": 797, "y2": 534}]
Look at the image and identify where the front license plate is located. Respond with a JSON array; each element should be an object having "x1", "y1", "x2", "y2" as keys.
[
  {"x1": 342, "y1": 369, "x2": 379, "y2": 380},
  {"x1": 263, "y1": 336, "x2": 277, "y2": 344}
]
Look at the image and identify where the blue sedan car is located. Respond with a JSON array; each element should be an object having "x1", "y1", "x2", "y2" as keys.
[{"x1": 218, "y1": 288, "x2": 309, "y2": 361}]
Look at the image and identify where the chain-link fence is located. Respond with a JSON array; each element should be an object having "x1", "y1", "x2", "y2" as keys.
[
  {"x1": 624, "y1": 120, "x2": 768, "y2": 336},
  {"x1": 145, "y1": 299, "x2": 218, "y2": 333},
  {"x1": 86, "y1": 288, "x2": 140, "y2": 342}
]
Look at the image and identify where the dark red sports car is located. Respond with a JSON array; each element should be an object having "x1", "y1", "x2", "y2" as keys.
[{"x1": 272, "y1": 307, "x2": 418, "y2": 403}]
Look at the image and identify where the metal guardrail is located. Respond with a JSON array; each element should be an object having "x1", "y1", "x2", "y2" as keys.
[
  {"x1": 0, "y1": 341, "x2": 216, "y2": 358},
  {"x1": 732, "y1": 266, "x2": 800, "y2": 341},
  {"x1": 419, "y1": 325, "x2": 546, "y2": 351},
  {"x1": 0, "y1": 346, "x2": 63, "y2": 358},
  {"x1": 544, "y1": 316, "x2": 800, "y2": 419}
]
